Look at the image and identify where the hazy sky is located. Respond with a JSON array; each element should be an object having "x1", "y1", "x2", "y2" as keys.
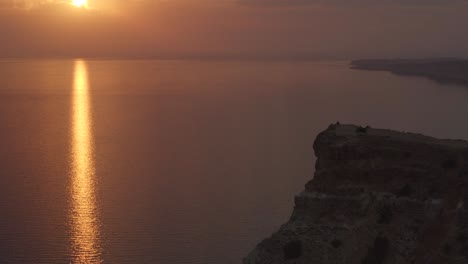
[{"x1": 1, "y1": 0, "x2": 468, "y2": 59}]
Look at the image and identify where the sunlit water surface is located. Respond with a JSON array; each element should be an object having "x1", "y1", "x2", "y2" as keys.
[{"x1": 0, "y1": 59, "x2": 468, "y2": 263}]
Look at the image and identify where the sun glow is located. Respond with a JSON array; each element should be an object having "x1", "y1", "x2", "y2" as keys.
[{"x1": 72, "y1": 0, "x2": 87, "y2": 7}]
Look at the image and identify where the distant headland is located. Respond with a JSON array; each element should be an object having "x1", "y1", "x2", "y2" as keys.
[{"x1": 351, "y1": 58, "x2": 468, "y2": 87}]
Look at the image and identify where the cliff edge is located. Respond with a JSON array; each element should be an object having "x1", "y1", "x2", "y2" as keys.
[{"x1": 244, "y1": 124, "x2": 468, "y2": 264}]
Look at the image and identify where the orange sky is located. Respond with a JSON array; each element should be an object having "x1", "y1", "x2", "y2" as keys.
[{"x1": 1, "y1": 0, "x2": 468, "y2": 59}]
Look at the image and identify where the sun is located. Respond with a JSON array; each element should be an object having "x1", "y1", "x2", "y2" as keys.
[{"x1": 72, "y1": 0, "x2": 87, "y2": 7}]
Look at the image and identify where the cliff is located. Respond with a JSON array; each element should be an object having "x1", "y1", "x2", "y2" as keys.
[
  {"x1": 351, "y1": 59, "x2": 468, "y2": 87},
  {"x1": 244, "y1": 124, "x2": 468, "y2": 264}
]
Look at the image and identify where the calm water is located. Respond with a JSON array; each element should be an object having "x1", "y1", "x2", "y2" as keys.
[{"x1": 0, "y1": 59, "x2": 468, "y2": 264}]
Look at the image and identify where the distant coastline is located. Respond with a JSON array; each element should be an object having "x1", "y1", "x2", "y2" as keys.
[{"x1": 351, "y1": 58, "x2": 468, "y2": 87}]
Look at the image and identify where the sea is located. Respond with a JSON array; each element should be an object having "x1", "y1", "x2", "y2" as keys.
[{"x1": 0, "y1": 59, "x2": 467, "y2": 263}]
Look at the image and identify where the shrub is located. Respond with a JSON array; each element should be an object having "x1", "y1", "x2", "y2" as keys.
[
  {"x1": 284, "y1": 240, "x2": 302, "y2": 260},
  {"x1": 463, "y1": 245, "x2": 468, "y2": 259},
  {"x1": 443, "y1": 244, "x2": 451, "y2": 255},
  {"x1": 442, "y1": 158, "x2": 457, "y2": 170},
  {"x1": 331, "y1": 239, "x2": 343, "y2": 248},
  {"x1": 397, "y1": 184, "x2": 412, "y2": 197},
  {"x1": 361, "y1": 236, "x2": 390, "y2": 264},
  {"x1": 377, "y1": 205, "x2": 393, "y2": 224},
  {"x1": 457, "y1": 232, "x2": 468, "y2": 244},
  {"x1": 356, "y1": 126, "x2": 368, "y2": 133}
]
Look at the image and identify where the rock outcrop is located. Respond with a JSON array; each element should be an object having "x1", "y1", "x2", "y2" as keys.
[{"x1": 244, "y1": 124, "x2": 468, "y2": 264}]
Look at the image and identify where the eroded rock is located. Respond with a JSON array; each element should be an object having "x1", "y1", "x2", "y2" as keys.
[{"x1": 244, "y1": 124, "x2": 468, "y2": 264}]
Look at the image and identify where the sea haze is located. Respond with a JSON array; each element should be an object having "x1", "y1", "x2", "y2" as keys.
[{"x1": 0, "y1": 59, "x2": 468, "y2": 264}]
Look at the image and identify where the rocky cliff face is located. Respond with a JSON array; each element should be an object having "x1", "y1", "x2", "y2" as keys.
[{"x1": 244, "y1": 124, "x2": 468, "y2": 264}]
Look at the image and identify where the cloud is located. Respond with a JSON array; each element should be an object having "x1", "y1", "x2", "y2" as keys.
[
  {"x1": 0, "y1": 0, "x2": 468, "y2": 58},
  {"x1": 0, "y1": 0, "x2": 92, "y2": 11},
  {"x1": 238, "y1": 0, "x2": 468, "y2": 7}
]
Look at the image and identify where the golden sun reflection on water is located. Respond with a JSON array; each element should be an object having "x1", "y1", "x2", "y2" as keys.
[{"x1": 70, "y1": 60, "x2": 102, "y2": 263}]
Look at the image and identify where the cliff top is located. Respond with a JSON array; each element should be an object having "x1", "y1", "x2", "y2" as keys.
[{"x1": 327, "y1": 124, "x2": 468, "y2": 149}]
